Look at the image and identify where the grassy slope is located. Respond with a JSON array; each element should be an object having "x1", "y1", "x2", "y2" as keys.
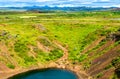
[{"x1": 0, "y1": 11, "x2": 120, "y2": 78}]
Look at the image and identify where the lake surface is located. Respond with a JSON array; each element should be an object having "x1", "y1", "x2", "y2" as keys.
[{"x1": 9, "y1": 68, "x2": 78, "y2": 79}]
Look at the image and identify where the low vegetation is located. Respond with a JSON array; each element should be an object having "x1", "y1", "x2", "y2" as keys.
[{"x1": 0, "y1": 10, "x2": 120, "y2": 78}]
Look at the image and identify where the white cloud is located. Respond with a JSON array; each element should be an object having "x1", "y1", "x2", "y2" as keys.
[
  {"x1": 112, "y1": 4, "x2": 120, "y2": 7},
  {"x1": 81, "y1": 2, "x2": 93, "y2": 4},
  {"x1": 35, "y1": 0, "x2": 56, "y2": 2},
  {"x1": 100, "y1": 0, "x2": 109, "y2": 1},
  {"x1": 0, "y1": 0, "x2": 120, "y2": 7},
  {"x1": 35, "y1": 0, "x2": 48, "y2": 2}
]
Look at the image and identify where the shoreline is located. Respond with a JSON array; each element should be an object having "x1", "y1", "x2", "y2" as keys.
[{"x1": 0, "y1": 61, "x2": 90, "y2": 79}]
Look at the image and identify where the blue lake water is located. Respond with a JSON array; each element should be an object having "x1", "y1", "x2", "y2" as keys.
[{"x1": 9, "y1": 68, "x2": 78, "y2": 79}]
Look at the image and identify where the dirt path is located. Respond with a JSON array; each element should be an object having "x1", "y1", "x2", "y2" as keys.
[
  {"x1": 0, "y1": 41, "x2": 89, "y2": 79},
  {"x1": 53, "y1": 41, "x2": 89, "y2": 79},
  {"x1": 53, "y1": 41, "x2": 68, "y2": 61},
  {"x1": 37, "y1": 41, "x2": 50, "y2": 52}
]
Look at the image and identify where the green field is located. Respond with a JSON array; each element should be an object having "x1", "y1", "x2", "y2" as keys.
[{"x1": 0, "y1": 11, "x2": 120, "y2": 78}]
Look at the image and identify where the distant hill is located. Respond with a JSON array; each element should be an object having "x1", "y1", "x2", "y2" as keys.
[
  {"x1": 112, "y1": 8, "x2": 120, "y2": 11},
  {"x1": 0, "y1": 6, "x2": 117, "y2": 12}
]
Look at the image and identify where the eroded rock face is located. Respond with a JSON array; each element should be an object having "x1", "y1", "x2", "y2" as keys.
[
  {"x1": 107, "y1": 30, "x2": 120, "y2": 42},
  {"x1": 114, "y1": 33, "x2": 120, "y2": 42},
  {"x1": 32, "y1": 24, "x2": 47, "y2": 32},
  {"x1": 115, "y1": 67, "x2": 120, "y2": 78}
]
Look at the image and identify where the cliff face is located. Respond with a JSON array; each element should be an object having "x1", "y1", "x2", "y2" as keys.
[{"x1": 81, "y1": 31, "x2": 120, "y2": 79}]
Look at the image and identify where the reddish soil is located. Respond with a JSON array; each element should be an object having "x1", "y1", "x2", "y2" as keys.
[
  {"x1": 0, "y1": 42, "x2": 18, "y2": 67},
  {"x1": 37, "y1": 41, "x2": 51, "y2": 52},
  {"x1": 88, "y1": 44, "x2": 120, "y2": 76},
  {"x1": 99, "y1": 68, "x2": 115, "y2": 79},
  {"x1": 88, "y1": 40, "x2": 114, "y2": 57}
]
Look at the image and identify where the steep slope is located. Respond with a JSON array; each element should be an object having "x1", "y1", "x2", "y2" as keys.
[{"x1": 81, "y1": 30, "x2": 120, "y2": 79}]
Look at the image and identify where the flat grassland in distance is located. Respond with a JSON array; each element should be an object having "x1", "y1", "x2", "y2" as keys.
[{"x1": 0, "y1": 11, "x2": 120, "y2": 79}]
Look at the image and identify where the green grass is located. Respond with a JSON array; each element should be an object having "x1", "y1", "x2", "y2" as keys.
[
  {"x1": 7, "y1": 63, "x2": 15, "y2": 69},
  {"x1": 0, "y1": 11, "x2": 120, "y2": 67}
]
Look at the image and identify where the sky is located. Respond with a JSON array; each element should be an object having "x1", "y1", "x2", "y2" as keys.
[{"x1": 0, "y1": 0, "x2": 120, "y2": 7}]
